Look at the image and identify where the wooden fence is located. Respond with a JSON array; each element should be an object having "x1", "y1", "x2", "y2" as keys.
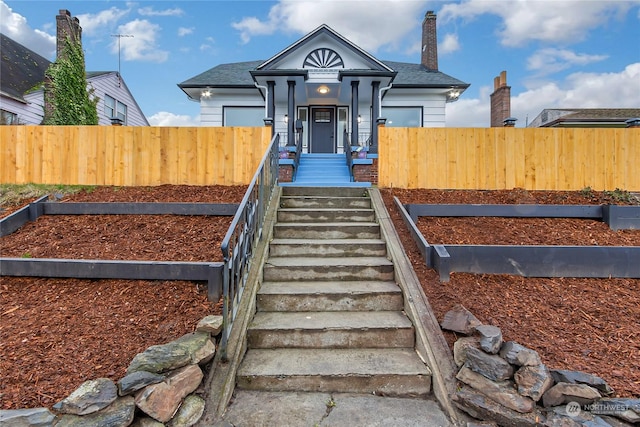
[
  {"x1": 378, "y1": 127, "x2": 640, "y2": 191},
  {"x1": 0, "y1": 126, "x2": 272, "y2": 186},
  {"x1": 2, "y1": 126, "x2": 639, "y2": 190}
]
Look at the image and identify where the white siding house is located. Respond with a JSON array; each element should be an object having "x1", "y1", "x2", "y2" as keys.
[{"x1": 179, "y1": 12, "x2": 468, "y2": 153}]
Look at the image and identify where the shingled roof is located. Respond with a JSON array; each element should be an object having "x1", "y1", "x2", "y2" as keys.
[
  {"x1": 530, "y1": 108, "x2": 640, "y2": 127},
  {"x1": 178, "y1": 59, "x2": 468, "y2": 89},
  {"x1": 0, "y1": 33, "x2": 51, "y2": 102}
]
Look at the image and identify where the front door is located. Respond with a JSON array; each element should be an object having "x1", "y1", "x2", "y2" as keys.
[{"x1": 310, "y1": 107, "x2": 335, "y2": 153}]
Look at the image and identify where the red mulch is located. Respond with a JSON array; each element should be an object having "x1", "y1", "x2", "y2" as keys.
[
  {"x1": 381, "y1": 188, "x2": 640, "y2": 399},
  {"x1": 1, "y1": 185, "x2": 639, "y2": 410}
]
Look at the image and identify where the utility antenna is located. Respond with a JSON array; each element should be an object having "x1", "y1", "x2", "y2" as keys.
[{"x1": 111, "y1": 34, "x2": 133, "y2": 86}]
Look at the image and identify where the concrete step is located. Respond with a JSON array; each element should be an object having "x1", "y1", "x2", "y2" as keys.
[
  {"x1": 257, "y1": 280, "x2": 404, "y2": 312},
  {"x1": 269, "y1": 238, "x2": 387, "y2": 258},
  {"x1": 273, "y1": 222, "x2": 380, "y2": 239},
  {"x1": 281, "y1": 186, "x2": 369, "y2": 198},
  {"x1": 277, "y1": 208, "x2": 375, "y2": 223},
  {"x1": 263, "y1": 257, "x2": 394, "y2": 282},
  {"x1": 280, "y1": 196, "x2": 371, "y2": 209},
  {"x1": 237, "y1": 348, "x2": 431, "y2": 397},
  {"x1": 247, "y1": 311, "x2": 414, "y2": 349}
]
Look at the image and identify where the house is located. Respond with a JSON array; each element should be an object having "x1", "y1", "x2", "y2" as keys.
[
  {"x1": 0, "y1": 10, "x2": 148, "y2": 126},
  {"x1": 528, "y1": 108, "x2": 640, "y2": 128},
  {"x1": 178, "y1": 11, "x2": 469, "y2": 153}
]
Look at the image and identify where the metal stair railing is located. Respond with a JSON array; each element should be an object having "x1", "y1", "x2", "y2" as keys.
[{"x1": 220, "y1": 133, "x2": 279, "y2": 359}]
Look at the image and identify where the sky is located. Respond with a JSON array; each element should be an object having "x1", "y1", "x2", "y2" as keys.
[{"x1": 1, "y1": 0, "x2": 639, "y2": 127}]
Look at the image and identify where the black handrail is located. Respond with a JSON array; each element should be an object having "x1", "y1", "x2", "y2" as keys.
[{"x1": 219, "y1": 133, "x2": 279, "y2": 359}]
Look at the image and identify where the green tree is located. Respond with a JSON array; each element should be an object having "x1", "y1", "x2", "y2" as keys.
[{"x1": 43, "y1": 36, "x2": 98, "y2": 125}]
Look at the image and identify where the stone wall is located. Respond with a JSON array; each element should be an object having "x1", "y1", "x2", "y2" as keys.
[
  {"x1": 441, "y1": 304, "x2": 639, "y2": 426},
  {"x1": 0, "y1": 316, "x2": 223, "y2": 427}
]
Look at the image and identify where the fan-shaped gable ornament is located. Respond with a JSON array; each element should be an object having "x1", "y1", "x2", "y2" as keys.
[{"x1": 303, "y1": 48, "x2": 344, "y2": 69}]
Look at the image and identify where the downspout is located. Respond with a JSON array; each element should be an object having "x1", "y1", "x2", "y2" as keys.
[
  {"x1": 378, "y1": 82, "x2": 393, "y2": 118},
  {"x1": 254, "y1": 82, "x2": 268, "y2": 119}
]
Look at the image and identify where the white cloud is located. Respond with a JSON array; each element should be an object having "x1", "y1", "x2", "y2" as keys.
[
  {"x1": 138, "y1": 7, "x2": 184, "y2": 17},
  {"x1": 178, "y1": 27, "x2": 194, "y2": 37},
  {"x1": 440, "y1": 33, "x2": 460, "y2": 54},
  {"x1": 76, "y1": 7, "x2": 130, "y2": 37},
  {"x1": 111, "y1": 20, "x2": 169, "y2": 63},
  {"x1": 0, "y1": 0, "x2": 55, "y2": 58},
  {"x1": 440, "y1": 0, "x2": 637, "y2": 47},
  {"x1": 148, "y1": 112, "x2": 199, "y2": 126},
  {"x1": 232, "y1": 0, "x2": 425, "y2": 52},
  {"x1": 527, "y1": 48, "x2": 608, "y2": 74},
  {"x1": 447, "y1": 63, "x2": 640, "y2": 127}
]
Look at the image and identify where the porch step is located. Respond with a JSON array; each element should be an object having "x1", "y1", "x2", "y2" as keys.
[
  {"x1": 263, "y1": 256, "x2": 394, "y2": 282},
  {"x1": 256, "y1": 280, "x2": 403, "y2": 312},
  {"x1": 277, "y1": 208, "x2": 375, "y2": 223},
  {"x1": 236, "y1": 348, "x2": 431, "y2": 397},
  {"x1": 247, "y1": 311, "x2": 415, "y2": 348},
  {"x1": 280, "y1": 196, "x2": 371, "y2": 209},
  {"x1": 273, "y1": 222, "x2": 380, "y2": 239},
  {"x1": 269, "y1": 238, "x2": 387, "y2": 258},
  {"x1": 281, "y1": 186, "x2": 368, "y2": 197},
  {"x1": 290, "y1": 153, "x2": 361, "y2": 186}
]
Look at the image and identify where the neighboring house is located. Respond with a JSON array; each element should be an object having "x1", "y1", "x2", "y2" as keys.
[
  {"x1": 0, "y1": 10, "x2": 148, "y2": 126},
  {"x1": 178, "y1": 11, "x2": 469, "y2": 153},
  {"x1": 528, "y1": 108, "x2": 640, "y2": 128}
]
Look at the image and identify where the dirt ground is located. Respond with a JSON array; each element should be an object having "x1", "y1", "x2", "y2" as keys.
[{"x1": 1, "y1": 185, "x2": 639, "y2": 410}]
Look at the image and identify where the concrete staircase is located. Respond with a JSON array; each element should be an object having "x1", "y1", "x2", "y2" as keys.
[{"x1": 236, "y1": 186, "x2": 432, "y2": 397}]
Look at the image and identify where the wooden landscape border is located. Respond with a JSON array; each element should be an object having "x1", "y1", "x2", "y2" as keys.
[
  {"x1": 394, "y1": 197, "x2": 640, "y2": 282},
  {"x1": 0, "y1": 196, "x2": 239, "y2": 301}
]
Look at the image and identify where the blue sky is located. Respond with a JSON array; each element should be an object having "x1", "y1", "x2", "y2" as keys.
[{"x1": 2, "y1": 0, "x2": 639, "y2": 127}]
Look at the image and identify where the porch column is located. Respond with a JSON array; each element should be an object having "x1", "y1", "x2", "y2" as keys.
[
  {"x1": 287, "y1": 80, "x2": 295, "y2": 146},
  {"x1": 370, "y1": 81, "x2": 380, "y2": 154},
  {"x1": 267, "y1": 80, "x2": 275, "y2": 136},
  {"x1": 351, "y1": 80, "x2": 359, "y2": 147}
]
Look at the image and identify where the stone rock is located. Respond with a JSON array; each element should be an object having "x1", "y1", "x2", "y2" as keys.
[
  {"x1": 0, "y1": 408, "x2": 55, "y2": 426},
  {"x1": 52, "y1": 378, "x2": 118, "y2": 415},
  {"x1": 585, "y1": 398, "x2": 640, "y2": 424},
  {"x1": 118, "y1": 371, "x2": 165, "y2": 396},
  {"x1": 127, "y1": 332, "x2": 215, "y2": 374},
  {"x1": 454, "y1": 336, "x2": 481, "y2": 367},
  {"x1": 465, "y1": 346, "x2": 514, "y2": 382},
  {"x1": 196, "y1": 315, "x2": 223, "y2": 336},
  {"x1": 475, "y1": 325, "x2": 503, "y2": 354},
  {"x1": 55, "y1": 396, "x2": 135, "y2": 427},
  {"x1": 514, "y1": 364, "x2": 554, "y2": 402},
  {"x1": 441, "y1": 304, "x2": 482, "y2": 334},
  {"x1": 466, "y1": 422, "x2": 498, "y2": 427},
  {"x1": 550, "y1": 369, "x2": 614, "y2": 396},
  {"x1": 542, "y1": 382, "x2": 601, "y2": 407},
  {"x1": 135, "y1": 364, "x2": 204, "y2": 423},
  {"x1": 131, "y1": 417, "x2": 166, "y2": 427},
  {"x1": 131, "y1": 418, "x2": 165, "y2": 427},
  {"x1": 456, "y1": 366, "x2": 535, "y2": 413},
  {"x1": 168, "y1": 394, "x2": 206, "y2": 427},
  {"x1": 543, "y1": 406, "x2": 613, "y2": 427},
  {"x1": 499, "y1": 341, "x2": 542, "y2": 367},
  {"x1": 453, "y1": 386, "x2": 545, "y2": 427},
  {"x1": 598, "y1": 414, "x2": 637, "y2": 427}
]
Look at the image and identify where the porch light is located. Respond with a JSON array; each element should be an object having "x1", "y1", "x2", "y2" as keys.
[
  {"x1": 446, "y1": 88, "x2": 460, "y2": 102},
  {"x1": 201, "y1": 89, "x2": 211, "y2": 98},
  {"x1": 357, "y1": 115, "x2": 361, "y2": 123},
  {"x1": 284, "y1": 114, "x2": 288, "y2": 123},
  {"x1": 317, "y1": 85, "x2": 330, "y2": 95}
]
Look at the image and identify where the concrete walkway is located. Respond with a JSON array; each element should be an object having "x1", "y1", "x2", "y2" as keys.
[{"x1": 218, "y1": 390, "x2": 452, "y2": 427}]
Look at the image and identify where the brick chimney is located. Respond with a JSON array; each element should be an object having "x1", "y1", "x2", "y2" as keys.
[
  {"x1": 421, "y1": 11, "x2": 438, "y2": 71},
  {"x1": 490, "y1": 71, "x2": 511, "y2": 127},
  {"x1": 56, "y1": 9, "x2": 82, "y2": 59}
]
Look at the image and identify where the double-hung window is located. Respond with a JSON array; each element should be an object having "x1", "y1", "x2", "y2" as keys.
[{"x1": 104, "y1": 95, "x2": 128, "y2": 124}]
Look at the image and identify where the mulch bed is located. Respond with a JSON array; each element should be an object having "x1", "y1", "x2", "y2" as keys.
[{"x1": 1, "y1": 185, "x2": 639, "y2": 410}]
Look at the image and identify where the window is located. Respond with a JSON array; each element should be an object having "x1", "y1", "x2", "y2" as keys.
[
  {"x1": 104, "y1": 95, "x2": 128, "y2": 124},
  {"x1": 1, "y1": 109, "x2": 18, "y2": 125},
  {"x1": 382, "y1": 107, "x2": 422, "y2": 127},
  {"x1": 314, "y1": 110, "x2": 331, "y2": 123},
  {"x1": 104, "y1": 95, "x2": 115, "y2": 118},
  {"x1": 223, "y1": 107, "x2": 264, "y2": 126}
]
